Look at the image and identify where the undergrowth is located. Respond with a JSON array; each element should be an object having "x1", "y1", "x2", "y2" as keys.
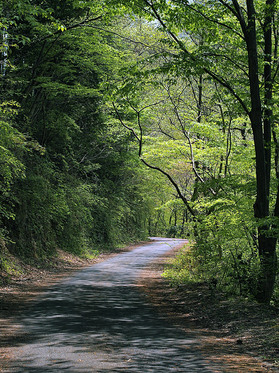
[{"x1": 162, "y1": 243, "x2": 279, "y2": 306}]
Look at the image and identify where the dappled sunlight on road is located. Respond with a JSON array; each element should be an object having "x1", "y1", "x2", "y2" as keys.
[{"x1": 4, "y1": 238, "x2": 222, "y2": 372}]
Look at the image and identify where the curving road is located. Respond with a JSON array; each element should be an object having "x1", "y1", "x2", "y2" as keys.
[{"x1": 5, "y1": 238, "x2": 220, "y2": 372}]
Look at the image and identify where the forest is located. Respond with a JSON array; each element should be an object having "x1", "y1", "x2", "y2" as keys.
[{"x1": 0, "y1": 0, "x2": 279, "y2": 305}]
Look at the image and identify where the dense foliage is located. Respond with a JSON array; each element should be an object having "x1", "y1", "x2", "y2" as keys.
[
  {"x1": 0, "y1": 0, "x2": 153, "y2": 264},
  {"x1": 1, "y1": 0, "x2": 278, "y2": 304},
  {"x1": 103, "y1": 0, "x2": 279, "y2": 303}
]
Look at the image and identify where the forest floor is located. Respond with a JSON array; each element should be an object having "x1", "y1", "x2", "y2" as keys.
[
  {"x1": 0, "y1": 241, "x2": 278, "y2": 372},
  {"x1": 139, "y1": 247, "x2": 279, "y2": 372}
]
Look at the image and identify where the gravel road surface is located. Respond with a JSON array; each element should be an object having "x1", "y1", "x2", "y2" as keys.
[{"x1": 4, "y1": 238, "x2": 221, "y2": 372}]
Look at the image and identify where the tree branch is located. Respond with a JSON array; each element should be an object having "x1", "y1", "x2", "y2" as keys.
[
  {"x1": 203, "y1": 67, "x2": 250, "y2": 115},
  {"x1": 35, "y1": 15, "x2": 103, "y2": 43},
  {"x1": 140, "y1": 158, "x2": 197, "y2": 218},
  {"x1": 218, "y1": 0, "x2": 248, "y2": 37},
  {"x1": 112, "y1": 102, "x2": 140, "y2": 148},
  {"x1": 142, "y1": 0, "x2": 250, "y2": 116},
  {"x1": 187, "y1": 2, "x2": 244, "y2": 40},
  {"x1": 113, "y1": 100, "x2": 197, "y2": 218}
]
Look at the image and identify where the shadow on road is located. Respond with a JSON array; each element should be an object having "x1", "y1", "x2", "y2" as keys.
[{"x1": 4, "y1": 239, "x2": 220, "y2": 372}]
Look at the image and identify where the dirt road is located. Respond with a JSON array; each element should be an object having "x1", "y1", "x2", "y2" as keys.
[{"x1": 4, "y1": 238, "x2": 223, "y2": 372}]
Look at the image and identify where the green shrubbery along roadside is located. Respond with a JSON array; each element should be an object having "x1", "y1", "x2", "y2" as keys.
[{"x1": 0, "y1": 0, "x2": 153, "y2": 270}]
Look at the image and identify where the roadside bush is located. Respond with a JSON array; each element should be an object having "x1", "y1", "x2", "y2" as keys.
[{"x1": 163, "y1": 193, "x2": 268, "y2": 299}]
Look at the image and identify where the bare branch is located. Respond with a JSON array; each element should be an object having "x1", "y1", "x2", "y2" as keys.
[
  {"x1": 218, "y1": 0, "x2": 239, "y2": 18},
  {"x1": 218, "y1": 0, "x2": 247, "y2": 37},
  {"x1": 187, "y1": 2, "x2": 244, "y2": 40},
  {"x1": 36, "y1": 15, "x2": 103, "y2": 43},
  {"x1": 204, "y1": 52, "x2": 249, "y2": 78},
  {"x1": 112, "y1": 102, "x2": 141, "y2": 150},
  {"x1": 158, "y1": 120, "x2": 176, "y2": 139},
  {"x1": 140, "y1": 158, "x2": 197, "y2": 218},
  {"x1": 142, "y1": 0, "x2": 250, "y2": 116},
  {"x1": 113, "y1": 100, "x2": 197, "y2": 217},
  {"x1": 203, "y1": 67, "x2": 250, "y2": 115},
  {"x1": 161, "y1": 82, "x2": 217, "y2": 195},
  {"x1": 143, "y1": 0, "x2": 192, "y2": 57},
  {"x1": 87, "y1": 25, "x2": 155, "y2": 49}
]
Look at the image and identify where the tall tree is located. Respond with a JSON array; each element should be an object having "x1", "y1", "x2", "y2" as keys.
[{"x1": 106, "y1": 0, "x2": 279, "y2": 302}]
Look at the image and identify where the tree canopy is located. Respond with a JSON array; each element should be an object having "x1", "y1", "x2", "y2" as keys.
[{"x1": 101, "y1": 0, "x2": 279, "y2": 303}]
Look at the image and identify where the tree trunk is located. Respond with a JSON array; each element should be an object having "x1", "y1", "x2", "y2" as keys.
[
  {"x1": 256, "y1": 234, "x2": 277, "y2": 303},
  {"x1": 246, "y1": 0, "x2": 269, "y2": 217},
  {"x1": 263, "y1": 0, "x2": 273, "y2": 197},
  {"x1": 245, "y1": 0, "x2": 277, "y2": 303}
]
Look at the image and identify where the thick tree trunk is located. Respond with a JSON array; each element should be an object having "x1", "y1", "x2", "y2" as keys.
[
  {"x1": 263, "y1": 0, "x2": 274, "y2": 197},
  {"x1": 256, "y1": 234, "x2": 277, "y2": 303},
  {"x1": 245, "y1": 0, "x2": 277, "y2": 303},
  {"x1": 246, "y1": 0, "x2": 269, "y2": 218}
]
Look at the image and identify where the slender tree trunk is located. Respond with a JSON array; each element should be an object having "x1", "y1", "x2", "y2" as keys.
[{"x1": 197, "y1": 74, "x2": 202, "y2": 123}]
